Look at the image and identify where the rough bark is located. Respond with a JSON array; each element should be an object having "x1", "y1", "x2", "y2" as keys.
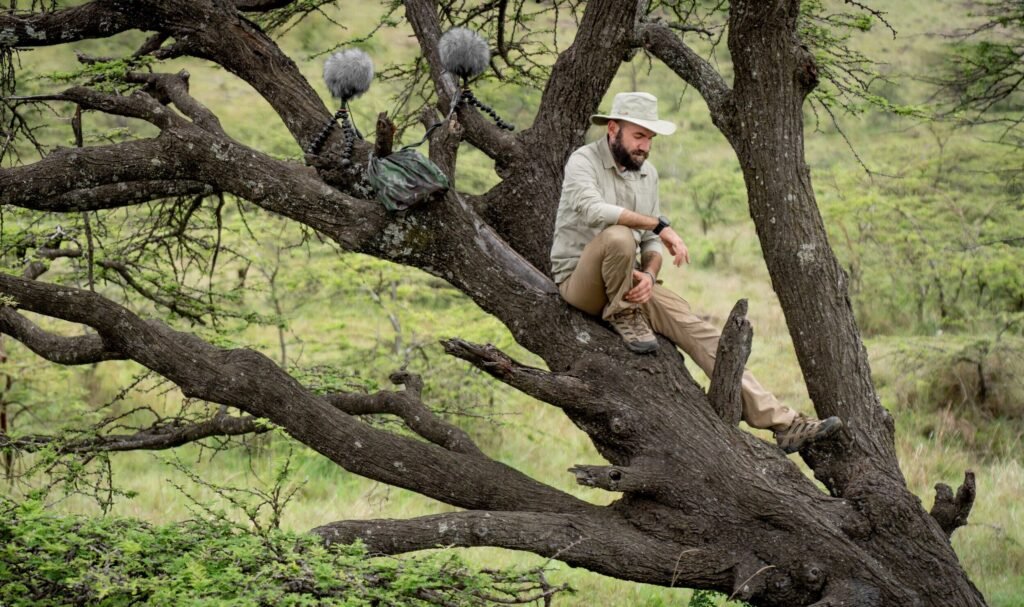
[
  {"x1": 718, "y1": 1, "x2": 985, "y2": 604},
  {"x1": 930, "y1": 472, "x2": 977, "y2": 537},
  {"x1": 0, "y1": 1, "x2": 986, "y2": 605},
  {"x1": 707, "y1": 299, "x2": 751, "y2": 426}
]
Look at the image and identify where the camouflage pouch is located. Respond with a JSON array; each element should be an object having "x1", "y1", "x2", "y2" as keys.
[{"x1": 366, "y1": 149, "x2": 450, "y2": 212}]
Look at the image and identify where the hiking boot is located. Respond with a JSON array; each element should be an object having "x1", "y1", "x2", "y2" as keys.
[
  {"x1": 774, "y1": 414, "x2": 843, "y2": 453},
  {"x1": 608, "y1": 307, "x2": 658, "y2": 354}
]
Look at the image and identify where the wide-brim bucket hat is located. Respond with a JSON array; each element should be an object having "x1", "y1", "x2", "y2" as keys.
[{"x1": 590, "y1": 91, "x2": 677, "y2": 136}]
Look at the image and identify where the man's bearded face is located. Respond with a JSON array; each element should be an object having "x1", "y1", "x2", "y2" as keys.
[{"x1": 609, "y1": 121, "x2": 654, "y2": 172}]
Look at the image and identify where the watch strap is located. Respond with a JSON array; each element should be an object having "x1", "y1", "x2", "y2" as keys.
[{"x1": 653, "y1": 216, "x2": 670, "y2": 235}]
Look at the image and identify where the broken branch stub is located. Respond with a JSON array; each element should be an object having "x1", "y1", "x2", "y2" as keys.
[{"x1": 707, "y1": 299, "x2": 751, "y2": 426}]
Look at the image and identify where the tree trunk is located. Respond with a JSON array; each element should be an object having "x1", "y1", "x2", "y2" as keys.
[{"x1": 720, "y1": 1, "x2": 985, "y2": 604}]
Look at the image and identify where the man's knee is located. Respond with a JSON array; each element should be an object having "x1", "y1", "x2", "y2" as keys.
[{"x1": 599, "y1": 225, "x2": 636, "y2": 257}]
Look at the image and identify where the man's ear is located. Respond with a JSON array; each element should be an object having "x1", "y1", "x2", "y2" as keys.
[{"x1": 607, "y1": 120, "x2": 619, "y2": 138}]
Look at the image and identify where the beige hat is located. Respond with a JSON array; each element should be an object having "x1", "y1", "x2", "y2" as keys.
[{"x1": 590, "y1": 92, "x2": 677, "y2": 136}]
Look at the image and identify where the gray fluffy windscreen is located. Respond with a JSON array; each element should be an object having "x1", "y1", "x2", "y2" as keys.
[
  {"x1": 439, "y1": 28, "x2": 490, "y2": 81},
  {"x1": 323, "y1": 49, "x2": 374, "y2": 101}
]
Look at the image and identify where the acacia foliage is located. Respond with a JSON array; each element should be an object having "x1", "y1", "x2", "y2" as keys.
[
  {"x1": 0, "y1": 497, "x2": 564, "y2": 607},
  {"x1": 823, "y1": 137, "x2": 1024, "y2": 336},
  {"x1": 940, "y1": 0, "x2": 1024, "y2": 132}
]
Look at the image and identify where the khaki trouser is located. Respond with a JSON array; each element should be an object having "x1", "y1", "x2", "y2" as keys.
[{"x1": 557, "y1": 226, "x2": 795, "y2": 430}]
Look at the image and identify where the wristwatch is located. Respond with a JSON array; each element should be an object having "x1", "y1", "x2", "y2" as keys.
[{"x1": 653, "y1": 215, "x2": 671, "y2": 235}]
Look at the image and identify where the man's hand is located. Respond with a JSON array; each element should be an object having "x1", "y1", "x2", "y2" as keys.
[
  {"x1": 625, "y1": 270, "x2": 655, "y2": 304},
  {"x1": 660, "y1": 227, "x2": 690, "y2": 266}
]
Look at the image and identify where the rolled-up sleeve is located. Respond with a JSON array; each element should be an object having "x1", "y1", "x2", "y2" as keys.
[
  {"x1": 561, "y1": 153, "x2": 623, "y2": 227},
  {"x1": 640, "y1": 234, "x2": 663, "y2": 256}
]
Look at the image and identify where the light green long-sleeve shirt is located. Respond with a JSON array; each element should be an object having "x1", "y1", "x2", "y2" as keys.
[{"x1": 550, "y1": 135, "x2": 664, "y2": 284}]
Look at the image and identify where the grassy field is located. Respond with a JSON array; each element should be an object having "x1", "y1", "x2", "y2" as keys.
[{"x1": 2, "y1": 0, "x2": 1023, "y2": 605}]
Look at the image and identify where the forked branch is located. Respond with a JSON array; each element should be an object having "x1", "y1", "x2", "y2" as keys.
[
  {"x1": 325, "y1": 370, "x2": 484, "y2": 456},
  {"x1": 126, "y1": 70, "x2": 225, "y2": 135},
  {"x1": 0, "y1": 274, "x2": 587, "y2": 515},
  {"x1": 0, "y1": 307, "x2": 121, "y2": 365},
  {"x1": 403, "y1": 0, "x2": 518, "y2": 162}
]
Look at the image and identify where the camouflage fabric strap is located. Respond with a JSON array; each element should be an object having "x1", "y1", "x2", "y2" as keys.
[{"x1": 366, "y1": 149, "x2": 450, "y2": 212}]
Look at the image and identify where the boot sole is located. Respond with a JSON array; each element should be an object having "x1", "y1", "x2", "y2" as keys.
[{"x1": 625, "y1": 340, "x2": 658, "y2": 354}]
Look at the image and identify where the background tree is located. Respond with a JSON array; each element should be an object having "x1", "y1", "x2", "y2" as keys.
[
  {"x1": 939, "y1": 0, "x2": 1024, "y2": 141},
  {"x1": 0, "y1": 1, "x2": 990, "y2": 605}
]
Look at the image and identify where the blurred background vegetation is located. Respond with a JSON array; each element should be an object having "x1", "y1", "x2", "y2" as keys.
[{"x1": 1, "y1": 0, "x2": 1022, "y2": 605}]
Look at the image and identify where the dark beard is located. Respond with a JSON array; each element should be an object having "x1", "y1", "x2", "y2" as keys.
[{"x1": 609, "y1": 130, "x2": 647, "y2": 172}]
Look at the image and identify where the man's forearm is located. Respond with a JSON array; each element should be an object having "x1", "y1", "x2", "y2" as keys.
[
  {"x1": 616, "y1": 208, "x2": 659, "y2": 231},
  {"x1": 641, "y1": 251, "x2": 663, "y2": 278}
]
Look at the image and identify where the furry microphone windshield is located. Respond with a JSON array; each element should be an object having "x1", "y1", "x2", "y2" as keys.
[
  {"x1": 307, "y1": 49, "x2": 374, "y2": 158},
  {"x1": 323, "y1": 48, "x2": 374, "y2": 102},
  {"x1": 439, "y1": 27, "x2": 490, "y2": 82},
  {"x1": 435, "y1": 28, "x2": 513, "y2": 132}
]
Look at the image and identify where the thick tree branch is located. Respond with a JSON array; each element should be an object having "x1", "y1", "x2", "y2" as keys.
[
  {"x1": 639, "y1": 21, "x2": 736, "y2": 136},
  {"x1": 0, "y1": 2, "x2": 136, "y2": 48},
  {"x1": 930, "y1": 471, "x2": 976, "y2": 538},
  {"x1": 3, "y1": 1, "x2": 332, "y2": 154},
  {"x1": 0, "y1": 411, "x2": 266, "y2": 454},
  {"x1": 0, "y1": 137, "x2": 190, "y2": 211},
  {"x1": 12, "y1": 85, "x2": 180, "y2": 127},
  {"x1": 8, "y1": 180, "x2": 215, "y2": 213},
  {"x1": 313, "y1": 510, "x2": 732, "y2": 588},
  {"x1": 725, "y1": 0, "x2": 903, "y2": 482},
  {"x1": 714, "y1": 3, "x2": 986, "y2": 602},
  {"x1": 0, "y1": 307, "x2": 121, "y2": 365},
  {"x1": 325, "y1": 370, "x2": 483, "y2": 457},
  {"x1": 706, "y1": 299, "x2": 750, "y2": 426},
  {"x1": 1, "y1": 103, "x2": 384, "y2": 250},
  {"x1": 0, "y1": 274, "x2": 589, "y2": 515}
]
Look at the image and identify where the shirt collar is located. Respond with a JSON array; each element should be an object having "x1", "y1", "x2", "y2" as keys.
[{"x1": 597, "y1": 135, "x2": 648, "y2": 178}]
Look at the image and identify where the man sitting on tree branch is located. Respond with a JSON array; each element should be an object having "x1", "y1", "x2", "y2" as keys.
[{"x1": 551, "y1": 92, "x2": 842, "y2": 453}]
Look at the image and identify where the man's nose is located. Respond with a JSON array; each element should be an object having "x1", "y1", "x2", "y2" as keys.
[{"x1": 637, "y1": 140, "x2": 651, "y2": 153}]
